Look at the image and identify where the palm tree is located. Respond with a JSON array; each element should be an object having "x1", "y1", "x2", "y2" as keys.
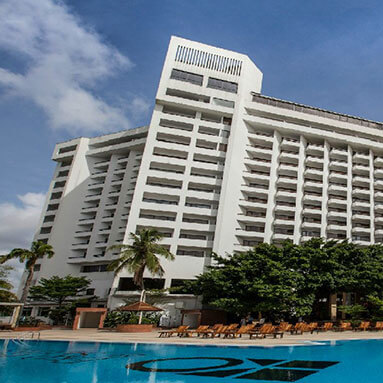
[
  {"x1": 108, "y1": 228, "x2": 175, "y2": 293},
  {"x1": 0, "y1": 241, "x2": 54, "y2": 303}
]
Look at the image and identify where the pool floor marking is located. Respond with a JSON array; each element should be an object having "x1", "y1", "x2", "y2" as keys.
[
  {"x1": 237, "y1": 368, "x2": 317, "y2": 381},
  {"x1": 181, "y1": 368, "x2": 252, "y2": 377},
  {"x1": 248, "y1": 359, "x2": 285, "y2": 366},
  {"x1": 277, "y1": 360, "x2": 339, "y2": 369}
]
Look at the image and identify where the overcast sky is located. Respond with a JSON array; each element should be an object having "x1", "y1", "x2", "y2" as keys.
[{"x1": 1, "y1": 0, "x2": 383, "y2": 285}]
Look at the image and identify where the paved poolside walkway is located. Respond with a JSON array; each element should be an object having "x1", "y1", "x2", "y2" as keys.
[{"x1": 2, "y1": 328, "x2": 383, "y2": 346}]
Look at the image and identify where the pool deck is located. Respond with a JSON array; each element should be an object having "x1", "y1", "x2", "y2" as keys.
[{"x1": 2, "y1": 328, "x2": 383, "y2": 346}]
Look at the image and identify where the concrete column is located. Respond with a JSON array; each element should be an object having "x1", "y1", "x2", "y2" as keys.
[
  {"x1": 264, "y1": 131, "x2": 281, "y2": 243},
  {"x1": 321, "y1": 141, "x2": 330, "y2": 238},
  {"x1": 346, "y1": 146, "x2": 353, "y2": 240},
  {"x1": 329, "y1": 294, "x2": 337, "y2": 321},
  {"x1": 370, "y1": 150, "x2": 375, "y2": 243},
  {"x1": 294, "y1": 136, "x2": 306, "y2": 244}
]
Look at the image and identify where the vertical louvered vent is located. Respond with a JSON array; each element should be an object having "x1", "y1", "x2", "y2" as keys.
[{"x1": 175, "y1": 45, "x2": 242, "y2": 76}]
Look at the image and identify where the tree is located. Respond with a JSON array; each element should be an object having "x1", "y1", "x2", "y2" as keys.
[
  {"x1": 28, "y1": 275, "x2": 91, "y2": 308},
  {"x1": 0, "y1": 241, "x2": 54, "y2": 303},
  {"x1": 191, "y1": 239, "x2": 383, "y2": 321},
  {"x1": 0, "y1": 264, "x2": 17, "y2": 303},
  {"x1": 108, "y1": 228, "x2": 175, "y2": 291},
  {"x1": 192, "y1": 243, "x2": 316, "y2": 320}
]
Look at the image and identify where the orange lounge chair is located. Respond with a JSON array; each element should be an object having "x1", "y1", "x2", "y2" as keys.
[
  {"x1": 224, "y1": 324, "x2": 256, "y2": 338},
  {"x1": 316, "y1": 322, "x2": 333, "y2": 332},
  {"x1": 354, "y1": 321, "x2": 370, "y2": 331},
  {"x1": 334, "y1": 322, "x2": 352, "y2": 332},
  {"x1": 158, "y1": 325, "x2": 190, "y2": 338},
  {"x1": 249, "y1": 324, "x2": 283, "y2": 339},
  {"x1": 185, "y1": 325, "x2": 210, "y2": 337},
  {"x1": 290, "y1": 322, "x2": 305, "y2": 335},
  {"x1": 369, "y1": 321, "x2": 383, "y2": 331}
]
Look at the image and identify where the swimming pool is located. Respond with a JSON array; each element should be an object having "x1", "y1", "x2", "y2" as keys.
[{"x1": 0, "y1": 338, "x2": 382, "y2": 382}]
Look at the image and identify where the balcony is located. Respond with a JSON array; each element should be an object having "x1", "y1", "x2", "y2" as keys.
[
  {"x1": 352, "y1": 200, "x2": 370, "y2": 209},
  {"x1": 375, "y1": 169, "x2": 383, "y2": 178},
  {"x1": 353, "y1": 164, "x2": 370, "y2": 176},
  {"x1": 304, "y1": 167, "x2": 323, "y2": 179},
  {"x1": 248, "y1": 131, "x2": 274, "y2": 145},
  {"x1": 353, "y1": 188, "x2": 370, "y2": 198},
  {"x1": 274, "y1": 218, "x2": 294, "y2": 227},
  {"x1": 353, "y1": 152, "x2": 370, "y2": 163},
  {"x1": 278, "y1": 163, "x2": 298, "y2": 177},
  {"x1": 328, "y1": 196, "x2": 347, "y2": 208},
  {"x1": 330, "y1": 148, "x2": 348, "y2": 160},
  {"x1": 273, "y1": 232, "x2": 294, "y2": 241},
  {"x1": 235, "y1": 229, "x2": 264, "y2": 240},
  {"x1": 375, "y1": 228, "x2": 383, "y2": 236},
  {"x1": 303, "y1": 206, "x2": 322, "y2": 216},
  {"x1": 280, "y1": 137, "x2": 300, "y2": 151},
  {"x1": 303, "y1": 193, "x2": 322, "y2": 203},
  {"x1": 375, "y1": 216, "x2": 383, "y2": 223},
  {"x1": 276, "y1": 189, "x2": 296, "y2": 199},
  {"x1": 352, "y1": 226, "x2": 370, "y2": 234},
  {"x1": 329, "y1": 161, "x2": 348, "y2": 172},
  {"x1": 374, "y1": 157, "x2": 383, "y2": 167},
  {"x1": 353, "y1": 176, "x2": 370, "y2": 187},
  {"x1": 279, "y1": 151, "x2": 299, "y2": 163},
  {"x1": 329, "y1": 171, "x2": 347, "y2": 183},
  {"x1": 277, "y1": 176, "x2": 297, "y2": 188},
  {"x1": 328, "y1": 184, "x2": 347, "y2": 194},
  {"x1": 328, "y1": 210, "x2": 347, "y2": 219},
  {"x1": 352, "y1": 213, "x2": 370, "y2": 222},
  {"x1": 327, "y1": 224, "x2": 347, "y2": 232},
  {"x1": 301, "y1": 220, "x2": 321, "y2": 229},
  {"x1": 275, "y1": 202, "x2": 296, "y2": 212},
  {"x1": 376, "y1": 204, "x2": 383, "y2": 213},
  {"x1": 246, "y1": 145, "x2": 272, "y2": 159},
  {"x1": 306, "y1": 144, "x2": 324, "y2": 156},
  {"x1": 306, "y1": 156, "x2": 323, "y2": 168}
]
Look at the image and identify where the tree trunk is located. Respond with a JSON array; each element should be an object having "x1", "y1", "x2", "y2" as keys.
[{"x1": 20, "y1": 267, "x2": 34, "y2": 304}]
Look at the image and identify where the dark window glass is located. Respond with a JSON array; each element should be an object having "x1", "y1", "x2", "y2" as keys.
[
  {"x1": 170, "y1": 69, "x2": 203, "y2": 86},
  {"x1": 207, "y1": 77, "x2": 238, "y2": 93}
]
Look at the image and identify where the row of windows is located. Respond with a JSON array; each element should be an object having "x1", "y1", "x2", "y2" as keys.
[
  {"x1": 117, "y1": 277, "x2": 195, "y2": 293},
  {"x1": 170, "y1": 69, "x2": 238, "y2": 93}
]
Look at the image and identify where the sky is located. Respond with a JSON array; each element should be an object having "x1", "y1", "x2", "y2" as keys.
[{"x1": 1, "y1": 0, "x2": 383, "y2": 285}]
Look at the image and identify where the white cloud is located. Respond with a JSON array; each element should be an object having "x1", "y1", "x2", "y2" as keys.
[
  {"x1": 0, "y1": 0, "x2": 142, "y2": 134},
  {"x1": 0, "y1": 192, "x2": 46, "y2": 290}
]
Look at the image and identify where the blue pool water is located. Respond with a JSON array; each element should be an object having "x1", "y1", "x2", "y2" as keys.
[{"x1": 0, "y1": 338, "x2": 382, "y2": 382}]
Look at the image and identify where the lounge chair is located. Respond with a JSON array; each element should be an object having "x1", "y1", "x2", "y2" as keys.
[
  {"x1": 334, "y1": 321, "x2": 352, "y2": 332},
  {"x1": 354, "y1": 321, "x2": 370, "y2": 331},
  {"x1": 185, "y1": 325, "x2": 210, "y2": 337},
  {"x1": 158, "y1": 325, "x2": 190, "y2": 338},
  {"x1": 249, "y1": 324, "x2": 283, "y2": 339},
  {"x1": 277, "y1": 322, "x2": 292, "y2": 332},
  {"x1": 203, "y1": 325, "x2": 230, "y2": 338},
  {"x1": 316, "y1": 322, "x2": 333, "y2": 332},
  {"x1": 369, "y1": 321, "x2": 383, "y2": 331},
  {"x1": 290, "y1": 322, "x2": 305, "y2": 335},
  {"x1": 224, "y1": 324, "x2": 256, "y2": 338}
]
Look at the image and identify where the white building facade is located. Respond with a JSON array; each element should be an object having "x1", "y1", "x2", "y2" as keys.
[{"x1": 28, "y1": 36, "x2": 383, "y2": 319}]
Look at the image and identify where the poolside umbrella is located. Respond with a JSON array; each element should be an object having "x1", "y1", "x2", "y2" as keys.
[
  {"x1": 119, "y1": 301, "x2": 162, "y2": 324},
  {"x1": 119, "y1": 301, "x2": 163, "y2": 312}
]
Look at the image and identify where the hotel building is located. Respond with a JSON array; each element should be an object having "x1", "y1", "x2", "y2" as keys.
[{"x1": 27, "y1": 36, "x2": 383, "y2": 323}]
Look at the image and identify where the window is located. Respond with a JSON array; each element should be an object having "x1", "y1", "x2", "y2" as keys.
[
  {"x1": 86, "y1": 288, "x2": 95, "y2": 295},
  {"x1": 207, "y1": 77, "x2": 238, "y2": 93},
  {"x1": 38, "y1": 307, "x2": 51, "y2": 317},
  {"x1": 81, "y1": 264, "x2": 109, "y2": 273},
  {"x1": 33, "y1": 264, "x2": 41, "y2": 272},
  {"x1": 169, "y1": 279, "x2": 195, "y2": 294},
  {"x1": 118, "y1": 278, "x2": 165, "y2": 291},
  {"x1": 170, "y1": 69, "x2": 203, "y2": 86}
]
